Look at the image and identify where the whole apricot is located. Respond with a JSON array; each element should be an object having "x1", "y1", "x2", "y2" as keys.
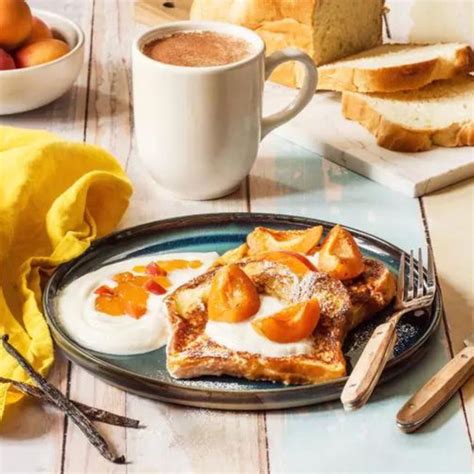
[
  {"x1": 23, "y1": 16, "x2": 53, "y2": 46},
  {"x1": 0, "y1": 0, "x2": 32, "y2": 50},
  {"x1": 0, "y1": 48, "x2": 15, "y2": 70},
  {"x1": 15, "y1": 39, "x2": 70, "y2": 68}
]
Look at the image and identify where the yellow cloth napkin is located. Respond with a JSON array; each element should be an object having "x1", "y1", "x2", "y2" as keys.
[{"x1": 0, "y1": 126, "x2": 133, "y2": 421}]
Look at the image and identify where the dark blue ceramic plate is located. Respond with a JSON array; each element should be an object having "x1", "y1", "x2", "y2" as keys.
[{"x1": 43, "y1": 213, "x2": 441, "y2": 410}]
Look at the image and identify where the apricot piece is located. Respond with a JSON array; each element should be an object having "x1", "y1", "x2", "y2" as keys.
[
  {"x1": 318, "y1": 225, "x2": 365, "y2": 280},
  {"x1": 95, "y1": 280, "x2": 149, "y2": 318},
  {"x1": 254, "y1": 251, "x2": 316, "y2": 276},
  {"x1": 15, "y1": 38, "x2": 70, "y2": 68},
  {"x1": 94, "y1": 269, "x2": 172, "y2": 318},
  {"x1": 95, "y1": 295, "x2": 125, "y2": 316},
  {"x1": 153, "y1": 275, "x2": 171, "y2": 288},
  {"x1": 0, "y1": 0, "x2": 32, "y2": 50},
  {"x1": 0, "y1": 48, "x2": 15, "y2": 70},
  {"x1": 23, "y1": 16, "x2": 53, "y2": 46},
  {"x1": 156, "y1": 259, "x2": 202, "y2": 271},
  {"x1": 247, "y1": 226, "x2": 323, "y2": 255},
  {"x1": 213, "y1": 243, "x2": 249, "y2": 267},
  {"x1": 94, "y1": 285, "x2": 115, "y2": 297},
  {"x1": 115, "y1": 282, "x2": 148, "y2": 305},
  {"x1": 208, "y1": 264, "x2": 260, "y2": 322},
  {"x1": 145, "y1": 262, "x2": 167, "y2": 276},
  {"x1": 124, "y1": 300, "x2": 147, "y2": 319},
  {"x1": 115, "y1": 282, "x2": 148, "y2": 318},
  {"x1": 113, "y1": 272, "x2": 135, "y2": 283},
  {"x1": 144, "y1": 279, "x2": 166, "y2": 295},
  {"x1": 252, "y1": 299, "x2": 320, "y2": 343},
  {"x1": 112, "y1": 271, "x2": 171, "y2": 289}
]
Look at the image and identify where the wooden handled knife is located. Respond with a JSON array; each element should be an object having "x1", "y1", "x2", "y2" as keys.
[{"x1": 397, "y1": 333, "x2": 474, "y2": 433}]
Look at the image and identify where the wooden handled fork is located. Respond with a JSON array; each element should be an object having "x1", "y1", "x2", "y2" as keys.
[{"x1": 340, "y1": 248, "x2": 437, "y2": 411}]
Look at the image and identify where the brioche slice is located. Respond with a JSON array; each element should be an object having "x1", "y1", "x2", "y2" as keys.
[
  {"x1": 342, "y1": 76, "x2": 474, "y2": 152},
  {"x1": 191, "y1": 0, "x2": 384, "y2": 88},
  {"x1": 345, "y1": 259, "x2": 397, "y2": 330},
  {"x1": 318, "y1": 43, "x2": 473, "y2": 93},
  {"x1": 166, "y1": 259, "x2": 351, "y2": 385},
  {"x1": 166, "y1": 255, "x2": 396, "y2": 385}
]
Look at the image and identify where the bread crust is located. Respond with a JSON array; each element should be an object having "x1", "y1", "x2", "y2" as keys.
[
  {"x1": 318, "y1": 44, "x2": 474, "y2": 93},
  {"x1": 342, "y1": 89, "x2": 474, "y2": 152}
]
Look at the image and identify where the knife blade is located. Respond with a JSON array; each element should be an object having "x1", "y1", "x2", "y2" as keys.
[{"x1": 396, "y1": 333, "x2": 474, "y2": 433}]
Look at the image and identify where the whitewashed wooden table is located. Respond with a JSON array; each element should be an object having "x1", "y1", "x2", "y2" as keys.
[{"x1": 1, "y1": 1, "x2": 472, "y2": 472}]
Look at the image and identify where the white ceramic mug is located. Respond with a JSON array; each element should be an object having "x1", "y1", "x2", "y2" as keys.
[{"x1": 132, "y1": 21, "x2": 317, "y2": 200}]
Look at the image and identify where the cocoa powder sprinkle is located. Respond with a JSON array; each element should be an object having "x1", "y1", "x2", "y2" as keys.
[{"x1": 144, "y1": 31, "x2": 252, "y2": 67}]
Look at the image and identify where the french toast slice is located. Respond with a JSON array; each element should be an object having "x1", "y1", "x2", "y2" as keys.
[
  {"x1": 166, "y1": 255, "x2": 396, "y2": 385},
  {"x1": 167, "y1": 222, "x2": 396, "y2": 385},
  {"x1": 345, "y1": 258, "x2": 397, "y2": 330},
  {"x1": 166, "y1": 259, "x2": 353, "y2": 385}
]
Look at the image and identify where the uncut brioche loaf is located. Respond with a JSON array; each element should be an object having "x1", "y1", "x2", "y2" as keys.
[
  {"x1": 318, "y1": 43, "x2": 474, "y2": 93},
  {"x1": 190, "y1": 0, "x2": 384, "y2": 88},
  {"x1": 342, "y1": 75, "x2": 474, "y2": 152}
]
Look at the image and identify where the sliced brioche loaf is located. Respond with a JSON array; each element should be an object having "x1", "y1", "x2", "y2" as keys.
[
  {"x1": 342, "y1": 76, "x2": 474, "y2": 152},
  {"x1": 318, "y1": 43, "x2": 473, "y2": 93},
  {"x1": 191, "y1": 0, "x2": 384, "y2": 88}
]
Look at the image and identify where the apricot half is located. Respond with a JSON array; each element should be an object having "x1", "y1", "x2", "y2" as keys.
[
  {"x1": 254, "y1": 251, "x2": 316, "y2": 276},
  {"x1": 318, "y1": 225, "x2": 364, "y2": 280},
  {"x1": 208, "y1": 264, "x2": 260, "y2": 322},
  {"x1": 252, "y1": 299, "x2": 320, "y2": 343},
  {"x1": 0, "y1": 0, "x2": 32, "y2": 50},
  {"x1": 247, "y1": 226, "x2": 323, "y2": 255}
]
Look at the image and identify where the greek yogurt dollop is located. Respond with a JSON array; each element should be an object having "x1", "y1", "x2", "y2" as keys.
[{"x1": 57, "y1": 252, "x2": 218, "y2": 355}]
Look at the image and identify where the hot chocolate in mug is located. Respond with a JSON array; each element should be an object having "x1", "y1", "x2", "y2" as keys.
[{"x1": 133, "y1": 21, "x2": 317, "y2": 200}]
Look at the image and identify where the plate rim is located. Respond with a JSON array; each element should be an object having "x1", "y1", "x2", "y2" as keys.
[{"x1": 43, "y1": 212, "x2": 442, "y2": 402}]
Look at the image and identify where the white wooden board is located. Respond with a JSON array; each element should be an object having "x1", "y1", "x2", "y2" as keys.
[{"x1": 264, "y1": 83, "x2": 474, "y2": 197}]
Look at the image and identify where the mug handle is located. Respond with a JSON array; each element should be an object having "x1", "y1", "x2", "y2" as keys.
[{"x1": 261, "y1": 48, "x2": 318, "y2": 139}]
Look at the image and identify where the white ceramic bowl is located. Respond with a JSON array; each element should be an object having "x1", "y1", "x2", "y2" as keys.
[{"x1": 0, "y1": 9, "x2": 84, "y2": 115}]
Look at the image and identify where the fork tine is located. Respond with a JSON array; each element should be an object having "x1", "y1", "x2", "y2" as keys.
[
  {"x1": 427, "y1": 245, "x2": 436, "y2": 293},
  {"x1": 407, "y1": 250, "x2": 415, "y2": 300},
  {"x1": 417, "y1": 248, "x2": 424, "y2": 298},
  {"x1": 396, "y1": 252, "x2": 405, "y2": 303}
]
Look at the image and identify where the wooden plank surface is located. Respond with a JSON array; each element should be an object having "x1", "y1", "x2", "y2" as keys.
[
  {"x1": 0, "y1": 352, "x2": 69, "y2": 473},
  {"x1": 0, "y1": 0, "x2": 472, "y2": 472},
  {"x1": 134, "y1": 0, "x2": 193, "y2": 25},
  {"x1": 422, "y1": 179, "x2": 474, "y2": 440},
  {"x1": 252, "y1": 137, "x2": 472, "y2": 473},
  {"x1": 0, "y1": 0, "x2": 93, "y2": 473},
  {"x1": 62, "y1": 1, "x2": 267, "y2": 473}
]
